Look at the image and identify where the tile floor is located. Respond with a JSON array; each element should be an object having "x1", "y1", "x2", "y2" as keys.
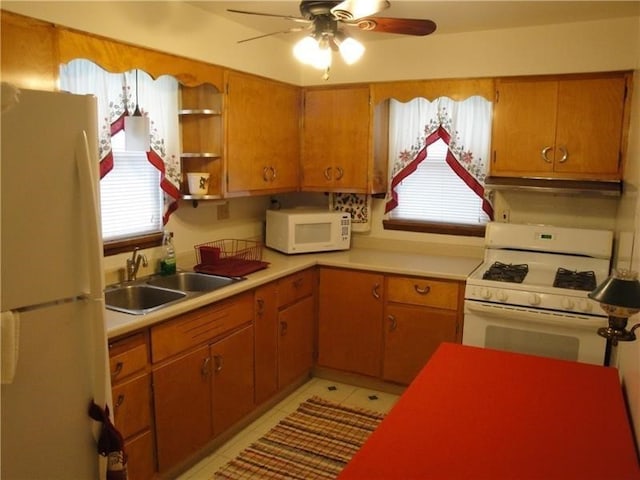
[{"x1": 176, "y1": 377, "x2": 401, "y2": 480}]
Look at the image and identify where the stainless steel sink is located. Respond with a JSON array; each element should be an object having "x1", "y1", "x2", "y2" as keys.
[
  {"x1": 105, "y1": 284, "x2": 186, "y2": 315},
  {"x1": 146, "y1": 272, "x2": 238, "y2": 292}
]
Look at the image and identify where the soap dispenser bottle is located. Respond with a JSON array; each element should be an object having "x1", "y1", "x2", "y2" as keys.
[{"x1": 160, "y1": 230, "x2": 176, "y2": 275}]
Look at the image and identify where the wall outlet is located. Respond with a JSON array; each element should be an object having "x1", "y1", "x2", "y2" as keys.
[
  {"x1": 217, "y1": 202, "x2": 230, "y2": 220},
  {"x1": 500, "y1": 209, "x2": 510, "y2": 222}
]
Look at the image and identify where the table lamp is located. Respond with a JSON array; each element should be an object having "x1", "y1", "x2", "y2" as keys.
[{"x1": 588, "y1": 269, "x2": 640, "y2": 366}]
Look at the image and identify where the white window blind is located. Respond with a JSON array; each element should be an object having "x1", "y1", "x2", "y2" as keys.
[
  {"x1": 390, "y1": 138, "x2": 489, "y2": 225},
  {"x1": 100, "y1": 131, "x2": 163, "y2": 241}
]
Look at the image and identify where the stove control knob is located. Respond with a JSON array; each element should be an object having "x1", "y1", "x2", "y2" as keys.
[
  {"x1": 578, "y1": 299, "x2": 592, "y2": 313},
  {"x1": 528, "y1": 293, "x2": 541, "y2": 305},
  {"x1": 480, "y1": 288, "x2": 492, "y2": 300},
  {"x1": 496, "y1": 290, "x2": 508, "y2": 302},
  {"x1": 561, "y1": 298, "x2": 575, "y2": 310}
]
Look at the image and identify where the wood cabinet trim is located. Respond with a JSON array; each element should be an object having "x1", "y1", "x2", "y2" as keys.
[{"x1": 150, "y1": 292, "x2": 253, "y2": 363}]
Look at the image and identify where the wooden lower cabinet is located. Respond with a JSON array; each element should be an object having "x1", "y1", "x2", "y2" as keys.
[
  {"x1": 153, "y1": 325, "x2": 255, "y2": 472},
  {"x1": 318, "y1": 268, "x2": 464, "y2": 385},
  {"x1": 383, "y1": 304, "x2": 458, "y2": 384},
  {"x1": 278, "y1": 295, "x2": 315, "y2": 387},
  {"x1": 124, "y1": 431, "x2": 156, "y2": 480},
  {"x1": 211, "y1": 326, "x2": 255, "y2": 435},
  {"x1": 254, "y1": 269, "x2": 316, "y2": 405},
  {"x1": 317, "y1": 268, "x2": 384, "y2": 377},
  {"x1": 254, "y1": 282, "x2": 279, "y2": 404},
  {"x1": 109, "y1": 333, "x2": 156, "y2": 479},
  {"x1": 383, "y1": 275, "x2": 463, "y2": 384},
  {"x1": 153, "y1": 345, "x2": 212, "y2": 472}
]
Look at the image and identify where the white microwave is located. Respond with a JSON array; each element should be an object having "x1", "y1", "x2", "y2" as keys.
[{"x1": 265, "y1": 208, "x2": 351, "y2": 254}]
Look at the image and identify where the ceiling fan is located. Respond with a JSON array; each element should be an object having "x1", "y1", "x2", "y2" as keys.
[{"x1": 228, "y1": 0, "x2": 437, "y2": 76}]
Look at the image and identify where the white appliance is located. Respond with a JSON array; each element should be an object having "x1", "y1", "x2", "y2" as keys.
[
  {"x1": 463, "y1": 222, "x2": 613, "y2": 365},
  {"x1": 1, "y1": 88, "x2": 111, "y2": 478},
  {"x1": 265, "y1": 208, "x2": 351, "y2": 254}
]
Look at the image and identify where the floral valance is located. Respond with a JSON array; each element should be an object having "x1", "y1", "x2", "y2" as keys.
[
  {"x1": 384, "y1": 96, "x2": 494, "y2": 219},
  {"x1": 59, "y1": 59, "x2": 181, "y2": 224}
]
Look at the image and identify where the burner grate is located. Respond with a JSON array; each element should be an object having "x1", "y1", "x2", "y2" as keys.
[
  {"x1": 553, "y1": 268, "x2": 597, "y2": 291},
  {"x1": 482, "y1": 262, "x2": 529, "y2": 283}
]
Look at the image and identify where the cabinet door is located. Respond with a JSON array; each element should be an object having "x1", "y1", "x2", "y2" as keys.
[
  {"x1": 254, "y1": 282, "x2": 279, "y2": 405},
  {"x1": 554, "y1": 77, "x2": 626, "y2": 178},
  {"x1": 124, "y1": 431, "x2": 156, "y2": 480},
  {"x1": 318, "y1": 268, "x2": 383, "y2": 377},
  {"x1": 491, "y1": 79, "x2": 557, "y2": 176},
  {"x1": 226, "y1": 71, "x2": 300, "y2": 194},
  {"x1": 383, "y1": 304, "x2": 458, "y2": 385},
  {"x1": 278, "y1": 295, "x2": 315, "y2": 388},
  {"x1": 302, "y1": 86, "x2": 370, "y2": 191},
  {"x1": 153, "y1": 345, "x2": 212, "y2": 472},
  {"x1": 211, "y1": 326, "x2": 255, "y2": 436}
]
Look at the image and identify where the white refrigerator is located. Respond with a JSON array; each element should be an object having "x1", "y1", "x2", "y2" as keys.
[{"x1": 1, "y1": 87, "x2": 111, "y2": 479}]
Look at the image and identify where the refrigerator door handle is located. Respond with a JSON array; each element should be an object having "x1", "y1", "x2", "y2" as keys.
[{"x1": 75, "y1": 130, "x2": 105, "y2": 299}]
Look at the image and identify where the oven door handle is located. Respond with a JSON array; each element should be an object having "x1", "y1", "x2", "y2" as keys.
[{"x1": 464, "y1": 301, "x2": 606, "y2": 330}]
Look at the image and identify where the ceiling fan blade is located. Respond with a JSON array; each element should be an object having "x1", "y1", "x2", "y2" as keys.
[
  {"x1": 237, "y1": 27, "x2": 308, "y2": 44},
  {"x1": 227, "y1": 9, "x2": 311, "y2": 24},
  {"x1": 330, "y1": 0, "x2": 390, "y2": 20},
  {"x1": 351, "y1": 17, "x2": 437, "y2": 36}
]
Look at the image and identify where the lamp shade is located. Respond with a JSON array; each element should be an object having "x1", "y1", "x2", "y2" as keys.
[
  {"x1": 588, "y1": 270, "x2": 640, "y2": 310},
  {"x1": 124, "y1": 114, "x2": 150, "y2": 152}
]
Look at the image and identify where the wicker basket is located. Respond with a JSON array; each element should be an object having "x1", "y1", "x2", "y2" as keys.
[{"x1": 194, "y1": 239, "x2": 268, "y2": 277}]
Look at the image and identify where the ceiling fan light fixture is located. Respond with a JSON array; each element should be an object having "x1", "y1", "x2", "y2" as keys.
[
  {"x1": 293, "y1": 35, "x2": 332, "y2": 70},
  {"x1": 336, "y1": 34, "x2": 365, "y2": 64},
  {"x1": 293, "y1": 35, "x2": 318, "y2": 65},
  {"x1": 311, "y1": 37, "x2": 332, "y2": 70}
]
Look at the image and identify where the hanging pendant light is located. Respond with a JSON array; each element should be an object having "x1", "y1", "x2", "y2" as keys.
[{"x1": 124, "y1": 69, "x2": 150, "y2": 152}]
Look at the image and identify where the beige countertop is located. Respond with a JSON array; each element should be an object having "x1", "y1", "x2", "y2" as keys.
[{"x1": 105, "y1": 247, "x2": 482, "y2": 339}]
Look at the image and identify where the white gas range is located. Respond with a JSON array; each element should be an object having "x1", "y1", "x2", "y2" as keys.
[{"x1": 463, "y1": 222, "x2": 613, "y2": 365}]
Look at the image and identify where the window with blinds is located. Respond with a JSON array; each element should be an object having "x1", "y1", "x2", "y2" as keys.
[
  {"x1": 100, "y1": 131, "x2": 163, "y2": 241},
  {"x1": 389, "y1": 138, "x2": 489, "y2": 225}
]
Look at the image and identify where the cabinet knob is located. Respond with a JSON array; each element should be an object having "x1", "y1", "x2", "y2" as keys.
[
  {"x1": 114, "y1": 394, "x2": 125, "y2": 410},
  {"x1": 201, "y1": 357, "x2": 211, "y2": 377},
  {"x1": 558, "y1": 146, "x2": 568, "y2": 163},
  {"x1": 213, "y1": 354, "x2": 223, "y2": 373},
  {"x1": 414, "y1": 284, "x2": 431, "y2": 295},
  {"x1": 541, "y1": 146, "x2": 553, "y2": 163},
  {"x1": 335, "y1": 167, "x2": 344, "y2": 180},
  {"x1": 280, "y1": 321, "x2": 288, "y2": 336},
  {"x1": 256, "y1": 298, "x2": 264, "y2": 315},
  {"x1": 323, "y1": 167, "x2": 332, "y2": 180},
  {"x1": 262, "y1": 166, "x2": 276, "y2": 182},
  {"x1": 372, "y1": 283, "x2": 381, "y2": 299},
  {"x1": 111, "y1": 361, "x2": 124, "y2": 379},
  {"x1": 388, "y1": 315, "x2": 397, "y2": 331}
]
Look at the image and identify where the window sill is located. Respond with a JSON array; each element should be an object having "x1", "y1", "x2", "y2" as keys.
[
  {"x1": 383, "y1": 219, "x2": 486, "y2": 237},
  {"x1": 104, "y1": 232, "x2": 163, "y2": 256}
]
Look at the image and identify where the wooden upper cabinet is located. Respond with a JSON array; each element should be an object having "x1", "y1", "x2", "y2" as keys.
[
  {"x1": 302, "y1": 85, "x2": 385, "y2": 193},
  {"x1": 491, "y1": 73, "x2": 629, "y2": 180},
  {"x1": 1, "y1": 11, "x2": 58, "y2": 90},
  {"x1": 225, "y1": 71, "x2": 301, "y2": 195}
]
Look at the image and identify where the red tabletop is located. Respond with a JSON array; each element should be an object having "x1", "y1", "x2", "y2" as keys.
[{"x1": 340, "y1": 343, "x2": 639, "y2": 480}]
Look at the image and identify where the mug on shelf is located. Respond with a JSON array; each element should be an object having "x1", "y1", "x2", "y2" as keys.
[{"x1": 187, "y1": 172, "x2": 210, "y2": 195}]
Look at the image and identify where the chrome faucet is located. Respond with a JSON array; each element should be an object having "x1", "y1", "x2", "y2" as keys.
[{"x1": 126, "y1": 247, "x2": 148, "y2": 282}]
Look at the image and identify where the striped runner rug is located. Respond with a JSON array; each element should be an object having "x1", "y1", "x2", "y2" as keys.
[{"x1": 213, "y1": 396, "x2": 385, "y2": 479}]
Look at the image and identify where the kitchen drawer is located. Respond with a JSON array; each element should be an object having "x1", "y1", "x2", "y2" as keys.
[
  {"x1": 109, "y1": 333, "x2": 148, "y2": 382},
  {"x1": 386, "y1": 276, "x2": 459, "y2": 310},
  {"x1": 112, "y1": 373, "x2": 152, "y2": 439},
  {"x1": 278, "y1": 269, "x2": 314, "y2": 309},
  {"x1": 151, "y1": 292, "x2": 253, "y2": 363}
]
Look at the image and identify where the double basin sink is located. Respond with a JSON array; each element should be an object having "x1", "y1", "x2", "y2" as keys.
[{"x1": 105, "y1": 272, "x2": 242, "y2": 315}]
